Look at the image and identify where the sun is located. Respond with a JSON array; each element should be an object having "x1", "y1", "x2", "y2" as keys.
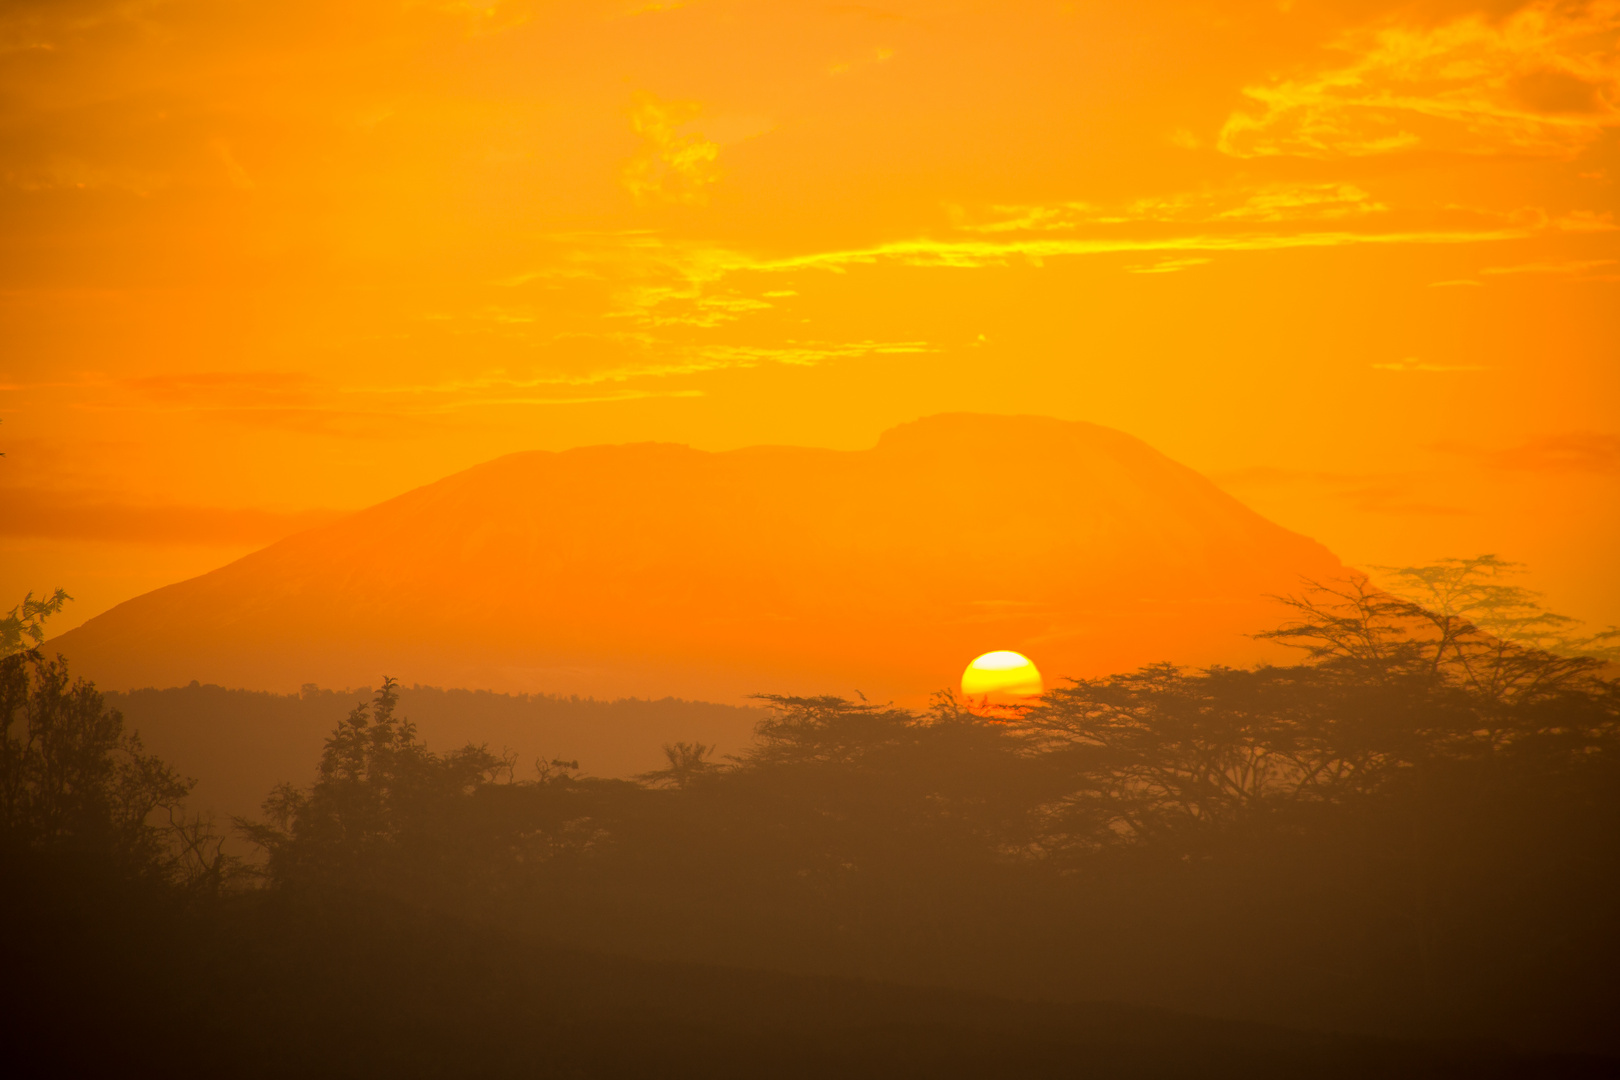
[{"x1": 961, "y1": 650, "x2": 1043, "y2": 704}]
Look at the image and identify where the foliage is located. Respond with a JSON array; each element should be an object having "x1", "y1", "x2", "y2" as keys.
[
  {"x1": 1374, "y1": 555, "x2": 1620, "y2": 663},
  {"x1": 0, "y1": 645, "x2": 236, "y2": 887},
  {"x1": 1, "y1": 588, "x2": 70, "y2": 658},
  {"x1": 636, "y1": 740, "x2": 716, "y2": 787},
  {"x1": 240, "y1": 677, "x2": 513, "y2": 891},
  {"x1": 1260, "y1": 574, "x2": 1605, "y2": 702}
]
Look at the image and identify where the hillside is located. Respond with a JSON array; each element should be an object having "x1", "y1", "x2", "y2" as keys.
[{"x1": 52, "y1": 414, "x2": 1347, "y2": 701}]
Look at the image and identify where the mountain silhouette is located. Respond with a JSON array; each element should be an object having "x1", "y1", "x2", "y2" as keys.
[{"x1": 52, "y1": 414, "x2": 1348, "y2": 702}]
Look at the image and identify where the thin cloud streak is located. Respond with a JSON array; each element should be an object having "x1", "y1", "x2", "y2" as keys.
[
  {"x1": 1438, "y1": 433, "x2": 1620, "y2": 475},
  {"x1": 721, "y1": 226, "x2": 1552, "y2": 274},
  {"x1": 0, "y1": 488, "x2": 345, "y2": 544},
  {"x1": 1372, "y1": 358, "x2": 1490, "y2": 372},
  {"x1": 1220, "y1": 0, "x2": 1620, "y2": 159}
]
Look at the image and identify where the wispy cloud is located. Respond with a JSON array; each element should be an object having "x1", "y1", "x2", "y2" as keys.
[
  {"x1": 1126, "y1": 257, "x2": 1211, "y2": 275},
  {"x1": 432, "y1": 388, "x2": 705, "y2": 407},
  {"x1": 492, "y1": 203, "x2": 1589, "y2": 333},
  {"x1": 827, "y1": 5, "x2": 907, "y2": 22},
  {"x1": 1220, "y1": 0, "x2": 1620, "y2": 159},
  {"x1": 1371, "y1": 357, "x2": 1489, "y2": 372},
  {"x1": 686, "y1": 340, "x2": 931, "y2": 367},
  {"x1": 123, "y1": 371, "x2": 320, "y2": 408},
  {"x1": 1210, "y1": 466, "x2": 1470, "y2": 517},
  {"x1": 828, "y1": 45, "x2": 896, "y2": 77},
  {"x1": 103, "y1": 334, "x2": 936, "y2": 435},
  {"x1": 610, "y1": 288, "x2": 774, "y2": 327},
  {"x1": 353, "y1": 339, "x2": 936, "y2": 398},
  {"x1": 954, "y1": 183, "x2": 1387, "y2": 233},
  {"x1": 1480, "y1": 257, "x2": 1619, "y2": 278},
  {"x1": 1438, "y1": 433, "x2": 1620, "y2": 474},
  {"x1": 622, "y1": 92, "x2": 721, "y2": 205},
  {"x1": 0, "y1": 487, "x2": 344, "y2": 544},
  {"x1": 719, "y1": 225, "x2": 1549, "y2": 273}
]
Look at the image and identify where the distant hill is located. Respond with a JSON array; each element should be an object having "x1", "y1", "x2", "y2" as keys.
[
  {"x1": 53, "y1": 413, "x2": 1348, "y2": 702},
  {"x1": 108, "y1": 684, "x2": 764, "y2": 822}
]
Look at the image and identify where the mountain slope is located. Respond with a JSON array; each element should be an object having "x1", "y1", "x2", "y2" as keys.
[{"x1": 52, "y1": 414, "x2": 1348, "y2": 701}]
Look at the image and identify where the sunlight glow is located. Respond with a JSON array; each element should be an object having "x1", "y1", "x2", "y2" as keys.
[{"x1": 961, "y1": 651, "x2": 1043, "y2": 701}]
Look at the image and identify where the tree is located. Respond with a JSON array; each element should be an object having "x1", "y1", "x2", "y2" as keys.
[
  {"x1": 1374, "y1": 555, "x2": 1620, "y2": 663},
  {"x1": 1259, "y1": 573, "x2": 1603, "y2": 708},
  {"x1": 1, "y1": 651, "x2": 189, "y2": 873},
  {"x1": 241, "y1": 677, "x2": 512, "y2": 890},
  {"x1": 2, "y1": 588, "x2": 70, "y2": 658},
  {"x1": 0, "y1": 591, "x2": 236, "y2": 887},
  {"x1": 637, "y1": 740, "x2": 717, "y2": 788}
]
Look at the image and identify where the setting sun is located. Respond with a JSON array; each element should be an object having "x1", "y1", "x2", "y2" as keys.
[{"x1": 961, "y1": 650, "x2": 1043, "y2": 702}]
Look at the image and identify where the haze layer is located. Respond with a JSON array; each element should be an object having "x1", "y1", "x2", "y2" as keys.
[{"x1": 53, "y1": 414, "x2": 1344, "y2": 701}]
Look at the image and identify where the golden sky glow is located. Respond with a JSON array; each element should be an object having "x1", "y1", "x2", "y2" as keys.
[{"x1": 2, "y1": 0, "x2": 1616, "y2": 638}]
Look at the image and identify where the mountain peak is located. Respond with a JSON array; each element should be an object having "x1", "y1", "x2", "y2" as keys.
[{"x1": 52, "y1": 416, "x2": 1343, "y2": 702}]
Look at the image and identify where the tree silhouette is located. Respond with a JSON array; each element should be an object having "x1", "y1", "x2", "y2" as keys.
[
  {"x1": 241, "y1": 677, "x2": 512, "y2": 891},
  {"x1": 0, "y1": 640, "x2": 208, "y2": 882},
  {"x1": 1, "y1": 589, "x2": 70, "y2": 658},
  {"x1": 1374, "y1": 555, "x2": 1620, "y2": 663}
]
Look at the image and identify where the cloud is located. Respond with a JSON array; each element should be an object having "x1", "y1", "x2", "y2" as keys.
[
  {"x1": 1480, "y1": 257, "x2": 1619, "y2": 278},
  {"x1": 1371, "y1": 357, "x2": 1489, "y2": 372},
  {"x1": 1211, "y1": 184, "x2": 1387, "y2": 222},
  {"x1": 1220, "y1": 0, "x2": 1620, "y2": 159},
  {"x1": 108, "y1": 371, "x2": 442, "y2": 437},
  {"x1": 827, "y1": 5, "x2": 907, "y2": 21},
  {"x1": 113, "y1": 366, "x2": 713, "y2": 428},
  {"x1": 686, "y1": 340, "x2": 931, "y2": 367},
  {"x1": 622, "y1": 92, "x2": 721, "y2": 205},
  {"x1": 354, "y1": 338, "x2": 935, "y2": 398},
  {"x1": 828, "y1": 46, "x2": 896, "y2": 77},
  {"x1": 1440, "y1": 432, "x2": 1620, "y2": 474},
  {"x1": 726, "y1": 224, "x2": 1544, "y2": 273},
  {"x1": 0, "y1": 487, "x2": 344, "y2": 545},
  {"x1": 428, "y1": 388, "x2": 705, "y2": 407},
  {"x1": 474, "y1": 194, "x2": 1607, "y2": 369},
  {"x1": 611, "y1": 288, "x2": 774, "y2": 327},
  {"x1": 956, "y1": 183, "x2": 1388, "y2": 233},
  {"x1": 500, "y1": 201, "x2": 1582, "y2": 332},
  {"x1": 1210, "y1": 466, "x2": 1470, "y2": 516},
  {"x1": 1127, "y1": 257, "x2": 1211, "y2": 274},
  {"x1": 123, "y1": 371, "x2": 320, "y2": 408}
]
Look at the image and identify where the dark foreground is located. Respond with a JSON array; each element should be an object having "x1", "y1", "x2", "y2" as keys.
[
  {"x1": 5, "y1": 852, "x2": 1612, "y2": 1080},
  {"x1": 8, "y1": 579, "x2": 1620, "y2": 1077}
]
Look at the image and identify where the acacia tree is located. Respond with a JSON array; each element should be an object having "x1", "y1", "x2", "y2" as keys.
[
  {"x1": 1374, "y1": 555, "x2": 1620, "y2": 664},
  {"x1": 1260, "y1": 574, "x2": 1604, "y2": 710}
]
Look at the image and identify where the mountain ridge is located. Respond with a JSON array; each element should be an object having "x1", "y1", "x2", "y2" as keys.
[{"x1": 51, "y1": 413, "x2": 1349, "y2": 702}]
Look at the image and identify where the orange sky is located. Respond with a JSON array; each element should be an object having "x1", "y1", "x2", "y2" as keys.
[{"x1": 3, "y1": 0, "x2": 1617, "y2": 641}]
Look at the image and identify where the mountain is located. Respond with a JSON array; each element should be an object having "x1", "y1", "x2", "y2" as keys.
[{"x1": 51, "y1": 414, "x2": 1349, "y2": 702}]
